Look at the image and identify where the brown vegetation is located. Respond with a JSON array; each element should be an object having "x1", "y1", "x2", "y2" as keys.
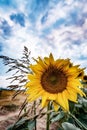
[
  {"x1": 0, "y1": 89, "x2": 26, "y2": 106},
  {"x1": 0, "y1": 89, "x2": 26, "y2": 130},
  {"x1": 0, "y1": 90, "x2": 58, "y2": 130}
]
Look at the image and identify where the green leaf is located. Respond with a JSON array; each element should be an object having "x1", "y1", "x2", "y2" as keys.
[
  {"x1": 77, "y1": 113, "x2": 87, "y2": 128},
  {"x1": 57, "y1": 128, "x2": 63, "y2": 130},
  {"x1": 62, "y1": 122, "x2": 81, "y2": 130},
  {"x1": 51, "y1": 111, "x2": 65, "y2": 123},
  {"x1": 75, "y1": 104, "x2": 82, "y2": 108},
  {"x1": 7, "y1": 118, "x2": 35, "y2": 130},
  {"x1": 27, "y1": 120, "x2": 35, "y2": 130},
  {"x1": 82, "y1": 98, "x2": 87, "y2": 108},
  {"x1": 69, "y1": 101, "x2": 75, "y2": 113},
  {"x1": 83, "y1": 88, "x2": 87, "y2": 94},
  {"x1": 7, "y1": 126, "x2": 13, "y2": 130}
]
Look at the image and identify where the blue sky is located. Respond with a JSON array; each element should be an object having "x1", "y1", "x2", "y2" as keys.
[{"x1": 0, "y1": 0, "x2": 87, "y2": 87}]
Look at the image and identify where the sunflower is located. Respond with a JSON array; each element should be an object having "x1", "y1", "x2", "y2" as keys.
[
  {"x1": 25, "y1": 54, "x2": 85, "y2": 111},
  {"x1": 83, "y1": 75, "x2": 87, "y2": 82},
  {"x1": 82, "y1": 75, "x2": 87, "y2": 88}
]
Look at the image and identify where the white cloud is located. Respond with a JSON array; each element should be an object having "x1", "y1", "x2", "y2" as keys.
[
  {"x1": 0, "y1": 76, "x2": 12, "y2": 88},
  {"x1": 0, "y1": 0, "x2": 87, "y2": 88},
  {"x1": 35, "y1": 2, "x2": 68, "y2": 30}
]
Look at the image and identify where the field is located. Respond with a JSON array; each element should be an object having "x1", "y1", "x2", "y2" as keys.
[
  {"x1": 0, "y1": 89, "x2": 26, "y2": 130},
  {"x1": 0, "y1": 89, "x2": 57, "y2": 130}
]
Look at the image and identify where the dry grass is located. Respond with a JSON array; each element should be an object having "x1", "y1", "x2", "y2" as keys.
[
  {"x1": 0, "y1": 89, "x2": 26, "y2": 130},
  {"x1": 0, "y1": 89, "x2": 58, "y2": 130},
  {"x1": 0, "y1": 90, "x2": 26, "y2": 106}
]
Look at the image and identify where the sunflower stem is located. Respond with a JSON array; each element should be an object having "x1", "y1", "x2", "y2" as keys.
[
  {"x1": 69, "y1": 112, "x2": 87, "y2": 130},
  {"x1": 46, "y1": 102, "x2": 50, "y2": 130},
  {"x1": 34, "y1": 101, "x2": 37, "y2": 130}
]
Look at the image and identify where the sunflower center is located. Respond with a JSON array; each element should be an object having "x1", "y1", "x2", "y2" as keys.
[
  {"x1": 49, "y1": 75, "x2": 57, "y2": 85},
  {"x1": 41, "y1": 66, "x2": 67, "y2": 94},
  {"x1": 83, "y1": 75, "x2": 87, "y2": 80}
]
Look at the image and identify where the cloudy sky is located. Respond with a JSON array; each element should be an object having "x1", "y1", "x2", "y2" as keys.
[{"x1": 0, "y1": 0, "x2": 87, "y2": 88}]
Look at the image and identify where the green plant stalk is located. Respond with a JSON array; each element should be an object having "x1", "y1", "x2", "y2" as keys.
[
  {"x1": 34, "y1": 101, "x2": 37, "y2": 130},
  {"x1": 69, "y1": 112, "x2": 87, "y2": 130},
  {"x1": 46, "y1": 102, "x2": 50, "y2": 130}
]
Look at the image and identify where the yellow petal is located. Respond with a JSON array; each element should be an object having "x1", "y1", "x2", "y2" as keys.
[
  {"x1": 41, "y1": 94, "x2": 48, "y2": 107},
  {"x1": 25, "y1": 81, "x2": 40, "y2": 88},
  {"x1": 56, "y1": 59, "x2": 69, "y2": 69},
  {"x1": 67, "y1": 79, "x2": 83, "y2": 87},
  {"x1": 55, "y1": 59, "x2": 65, "y2": 68},
  {"x1": 27, "y1": 74, "x2": 40, "y2": 80},
  {"x1": 65, "y1": 89, "x2": 77, "y2": 103},
  {"x1": 26, "y1": 86, "x2": 42, "y2": 94},
  {"x1": 30, "y1": 64, "x2": 43, "y2": 74},
  {"x1": 62, "y1": 91, "x2": 69, "y2": 111},
  {"x1": 57, "y1": 93, "x2": 67, "y2": 111},
  {"x1": 27, "y1": 92, "x2": 36, "y2": 100},
  {"x1": 27, "y1": 90, "x2": 43, "y2": 102},
  {"x1": 53, "y1": 102, "x2": 60, "y2": 111},
  {"x1": 67, "y1": 86, "x2": 85, "y2": 97},
  {"x1": 43, "y1": 100, "x2": 49, "y2": 107},
  {"x1": 62, "y1": 64, "x2": 69, "y2": 72},
  {"x1": 67, "y1": 66, "x2": 79, "y2": 73},
  {"x1": 38, "y1": 57, "x2": 47, "y2": 68},
  {"x1": 49, "y1": 53, "x2": 54, "y2": 63},
  {"x1": 48, "y1": 93, "x2": 57, "y2": 100}
]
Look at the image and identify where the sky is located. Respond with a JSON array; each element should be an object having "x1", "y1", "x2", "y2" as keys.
[{"x1": 0, "y1": 0, "x2": 87, "y2": 88}]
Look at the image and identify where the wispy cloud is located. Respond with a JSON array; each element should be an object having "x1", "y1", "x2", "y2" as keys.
[{"x1": 0, "y1": 0, "x2": 87, "y2": 87}]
